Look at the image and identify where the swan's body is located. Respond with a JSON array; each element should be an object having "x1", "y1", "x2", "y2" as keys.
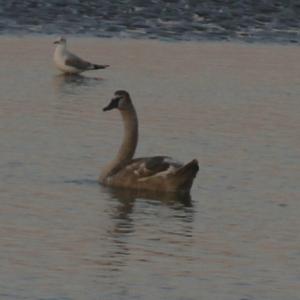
[
  {"x1": 99, "y1": 91, "x2": 199, "y2": 194},
  {"x1": 53, "y1": 37, "x2": 109, "y2": 74}
]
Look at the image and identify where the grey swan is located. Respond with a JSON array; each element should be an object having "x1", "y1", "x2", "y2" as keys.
[{"x1": 99, "y1": 90, "x2": 199, "y2": 194}]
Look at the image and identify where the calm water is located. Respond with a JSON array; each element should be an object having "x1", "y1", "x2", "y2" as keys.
[{"x1": 0, "y1": 36, "x2": 300, "y2": 300}]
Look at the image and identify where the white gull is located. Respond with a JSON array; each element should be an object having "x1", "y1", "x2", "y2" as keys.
[{"x1": 53, "y1": 37, "x2": 109, "y2": 74}]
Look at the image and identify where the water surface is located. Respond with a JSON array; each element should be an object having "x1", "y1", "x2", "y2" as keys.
[{"x1": 0, "y1": 36, "x2": 300, "y2": 300}]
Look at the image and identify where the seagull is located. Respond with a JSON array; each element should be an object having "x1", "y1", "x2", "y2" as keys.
[{"x1": 53, "y1": 37, "x2": 109, "y2": 74}]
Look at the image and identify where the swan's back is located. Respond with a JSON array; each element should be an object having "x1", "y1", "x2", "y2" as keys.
[{"x1": 102, "y1": 156, "x2": 199, "y2": 193}]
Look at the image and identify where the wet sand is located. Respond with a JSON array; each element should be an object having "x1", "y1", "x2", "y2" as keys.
[
  {"x1": 0, "y1": 36, "x2": 299, "y2": 300},
  {"x1": 1, "y1": 1, "x2": 300, "y2": 43}
]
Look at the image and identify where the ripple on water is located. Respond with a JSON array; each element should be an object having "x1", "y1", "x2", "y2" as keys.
[{"x1": 0, "y1": 1, "x2": 299, "y2": 43}]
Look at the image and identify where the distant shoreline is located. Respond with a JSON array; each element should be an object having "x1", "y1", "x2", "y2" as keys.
[
  {"x1": 1, "y1": 34, "x2": 300, "y2": 47},
  {"x1": 0, "y1": 1, "x2": 299, "y2": 44}
]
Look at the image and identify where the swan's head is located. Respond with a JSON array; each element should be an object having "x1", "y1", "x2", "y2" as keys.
[
  {"x1": 103, "y1": 90, "x2": 132, "y2": 111},
  {"x1": 54, "y1": 36, "x2": 67, "y2": 45}
]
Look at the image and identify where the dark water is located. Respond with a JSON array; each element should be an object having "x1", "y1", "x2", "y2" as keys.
[
  {"x1": 0, "y1": 37, "x2": 300, "y2": 299},
  {"x1": 0, "y1": 0, "x2": 300, "y2": 43}
]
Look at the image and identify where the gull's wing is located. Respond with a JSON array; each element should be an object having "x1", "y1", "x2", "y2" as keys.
[{"x1": 65, "y1": 52, "x2": 93, "y2": 70}]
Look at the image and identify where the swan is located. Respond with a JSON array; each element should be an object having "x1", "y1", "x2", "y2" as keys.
[{"x1": 99, "y1": 90, "x2": 199, "y2": 194}]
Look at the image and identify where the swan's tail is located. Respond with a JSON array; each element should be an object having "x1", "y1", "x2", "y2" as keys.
[{"x1": 172, "y1": 159, "x2": 199, "y2": 192}]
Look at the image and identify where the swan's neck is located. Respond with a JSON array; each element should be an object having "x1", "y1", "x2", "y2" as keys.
[
  {"x1": 117, "y1": 108, "x2": 138, "y2": 164},
  {"x1": 100, "y1": 107, "x2": 138, "y2": 182}
]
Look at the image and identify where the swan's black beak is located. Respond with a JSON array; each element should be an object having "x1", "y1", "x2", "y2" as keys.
[
  {"x1": 103, "y1": 98, "x2": 119, "y2": 111},
  {"x1": 53, "y1": 40, "x2": 59, "y2": 44}
]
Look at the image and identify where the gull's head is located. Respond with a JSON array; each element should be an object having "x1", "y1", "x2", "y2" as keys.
[
  {"x1": 103, "y1": 90, "x2": 132, "y2": 112},
  {"x1": 54, "y1": 36, "x2": 67, "y2": 45}
]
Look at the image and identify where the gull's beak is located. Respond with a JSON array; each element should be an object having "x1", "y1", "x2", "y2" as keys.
[{"x1": 103, "y1": 98, "x2": 119, "y2": 111}]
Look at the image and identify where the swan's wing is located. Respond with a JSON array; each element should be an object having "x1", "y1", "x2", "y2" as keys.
[
  {"x1": 144, "y1": 156, "x2": 170, "y2": 172},
  {"x1": 129, "y1": 156, "x2": 182, "y2": 178}
]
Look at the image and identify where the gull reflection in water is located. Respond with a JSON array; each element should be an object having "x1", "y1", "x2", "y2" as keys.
[{"x1": 52, "y1": 73, "x2": 104, "y2": 95}]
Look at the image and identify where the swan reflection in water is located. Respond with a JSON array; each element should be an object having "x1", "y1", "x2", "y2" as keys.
[
  {"x1": 103, "y1": 186, "x2": 194, "y2": 229},
  {"x1": 101, "y1": 187, "x2": 195, "y2": 272},
  {"x1": 106, "y1": 187, "x2": 193, "y2": 210}
]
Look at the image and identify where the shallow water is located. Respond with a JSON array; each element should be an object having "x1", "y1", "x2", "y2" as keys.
[{"x1": 0, "y1": 36, "x2": 300, "y2": 300}]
